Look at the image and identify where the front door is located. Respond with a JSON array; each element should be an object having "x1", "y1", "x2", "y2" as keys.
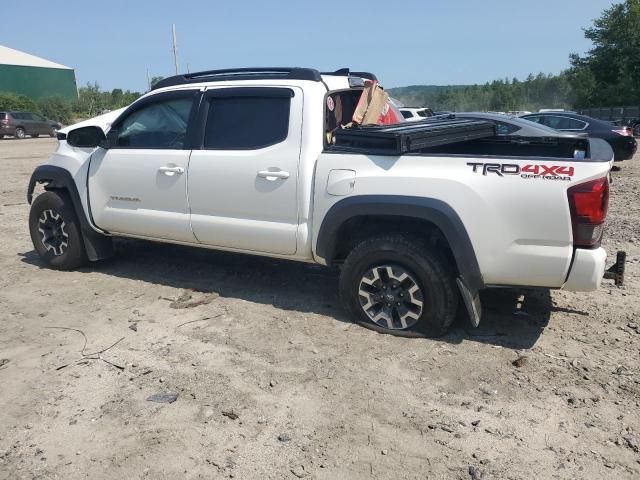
[
  {"x1": 19, "y1": 113, "x2": 36, "y2": 135},
  {"x1": 88, "y1": 90, "x2": 199, "y2": 242},
  {"x1": 188, "y1": 87, "x2": 302, "y2": 255}
]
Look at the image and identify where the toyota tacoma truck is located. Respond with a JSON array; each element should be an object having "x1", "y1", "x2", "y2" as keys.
[{"x1": 26, "y1": 67, "x2": 625, "y2": 337}]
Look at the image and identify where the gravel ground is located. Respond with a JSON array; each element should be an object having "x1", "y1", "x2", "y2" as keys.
[{"x1": 0, "y1": 138, "x2": 638, "y2": 480}]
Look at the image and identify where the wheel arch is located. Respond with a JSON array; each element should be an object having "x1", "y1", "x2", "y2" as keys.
[
  {"x1": 27, "y1": 165, "x2": 113, "y2": 261},
  {"x1": 315, "y1": 195, "x2": 484, "y2": 293}
]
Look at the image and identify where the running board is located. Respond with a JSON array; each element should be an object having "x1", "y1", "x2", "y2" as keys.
[{"x1": 456, "y1": 278, "x2": 482, "y2": 328}]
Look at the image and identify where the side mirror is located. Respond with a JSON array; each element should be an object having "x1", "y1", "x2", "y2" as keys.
[{"x1": 67, "y1": 126, "x2": 107, "y2": 148}]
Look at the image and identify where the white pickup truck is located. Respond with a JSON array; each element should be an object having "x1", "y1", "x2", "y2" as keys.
[{"x1": 27, "y1": 67, "x2": 625, "y2": 337}]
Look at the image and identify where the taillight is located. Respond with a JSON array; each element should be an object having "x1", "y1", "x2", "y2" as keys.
[
  {"x1": 567, "y1": 177, "x2": 609, "y2": 248},
  {"x1": 612, "y1": 128, "x2": 632, "y2": 136},
  {"x1": 0, "y1": 117, "x2": 8, "y2": 125}
]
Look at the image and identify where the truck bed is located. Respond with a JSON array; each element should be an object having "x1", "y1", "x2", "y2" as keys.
[
  {"x1": 331, "y1": 118, "x2": 495, "y2": 154},
  {"x1": 329, "y1": 118, "x2": 601, "y2": 160}
]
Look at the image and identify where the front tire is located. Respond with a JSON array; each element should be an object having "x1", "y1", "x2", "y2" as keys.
[
  {"x1": 31, "y1": 133, "x2": 40, "y2": 138},
  {"x1": 29, "y1": 190, "x2": 88, "y2": 270},
  {"x1": 339, "y1": 234, "x2": 459, "y2": 338}
]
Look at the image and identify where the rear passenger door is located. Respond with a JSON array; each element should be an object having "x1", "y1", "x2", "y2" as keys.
[
  {"x1": 187, "y1": 87, "x2": 302, "y2": 255},
  {"x1": 13, "y1": 113, "x2": 31, "y2": 134},
  {"x1": 24, "y1": 113, "x2": 40, "y2": 135}
]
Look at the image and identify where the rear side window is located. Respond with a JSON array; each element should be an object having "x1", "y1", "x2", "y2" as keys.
[
  {"x1": 116, "y1": 97, "x2": 193, "y2": 149},
  {"x1": 544, "y1": 116, "x2": 587, "y2": 130},
  {"x1": 495, "y1": 121, "x2": 520, "y2": 135},
  {"x1": 204, "y1": 96, "x2": 290, "y2": 150}
]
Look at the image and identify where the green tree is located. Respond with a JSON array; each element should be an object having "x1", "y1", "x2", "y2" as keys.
[
  {"x1": 37, "y1": 97, "x2": 73, "y2": 124},
  {"x1": 568, "y1": 0, "x2": 640, "y2": 106},
  {"x1": 0, "y1": 92, "x2": 38, "y2": 112},
  {"x1": 74, "y1": 81, "x2": 106, "y2": 117},
  {"x1": 72, "y1": 82, "x2": 142, "y2": 118}
]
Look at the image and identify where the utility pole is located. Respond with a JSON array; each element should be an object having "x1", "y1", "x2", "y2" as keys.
[
  {"x1": 172, "y1": 24, "x2": 180, "y2": 75},
  {"x1": 146, "y1": 68, "x2": 151, "y2": 90}
]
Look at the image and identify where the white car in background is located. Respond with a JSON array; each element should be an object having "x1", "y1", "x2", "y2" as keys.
[{"x1": 399, "y1": 107, "x2": 434, "y2": 121}]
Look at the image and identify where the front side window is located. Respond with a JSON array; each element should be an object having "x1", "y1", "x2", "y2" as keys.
[
  {"x1": 401, "y1": 111, "x2": 414, "y2": 119},
  {"x1": 116, "y1": 97, "x2": 193, "y2": 149},
  {"x1": 204, "y1": 96, "x2": 290, "y2": 150}
]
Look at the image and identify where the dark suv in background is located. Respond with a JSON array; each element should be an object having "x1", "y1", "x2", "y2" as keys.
[{"x1": 0, "y1": 111, "x2": 61, "y2": 139}]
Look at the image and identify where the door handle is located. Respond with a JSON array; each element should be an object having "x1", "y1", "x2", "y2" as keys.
[
  {"x1": 158, "y1": 165, "x2": 185, "y2": 176},
  {"x1": 257, "y1": 170, "x2": 290, "y2": 180}
]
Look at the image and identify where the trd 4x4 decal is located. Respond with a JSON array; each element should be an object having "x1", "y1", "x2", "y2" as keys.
[{"x1": 467, "y1": 162, "x2": 574, "y2": 181}]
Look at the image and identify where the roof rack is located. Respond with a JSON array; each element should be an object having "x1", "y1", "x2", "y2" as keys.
[
  {"x1": 151, "y1": 67, "x2": 380, "y2": 90},
  {"x1": 151, "y1": 67, "x2": 323, "y2": 90},
  {"x1": 322, "y1": 68, "x2": 378, "y2": 81}
]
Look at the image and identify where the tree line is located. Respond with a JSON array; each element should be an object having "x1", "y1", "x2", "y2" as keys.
[
  {"x1": 389, "y1": 73, "x2": 574, "y2": 112},
  {"x1": 0, "y1": 82, "x2": 143, "y2": 125},
  {"x1": 391, "y1": 0, "x2": 639, "y2": 112},
  {"x1": 0, "y1": 75, "x2": 170, "y2": 125}
]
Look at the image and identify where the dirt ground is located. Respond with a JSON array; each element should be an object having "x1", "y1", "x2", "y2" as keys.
[{"x1": 0, "y1": 137, "x2": 638, "y2": 480}]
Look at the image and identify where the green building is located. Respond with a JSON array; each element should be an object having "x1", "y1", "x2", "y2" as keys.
[{"x1": 0, "y1": 45, "x2": 77, "y2": 101}]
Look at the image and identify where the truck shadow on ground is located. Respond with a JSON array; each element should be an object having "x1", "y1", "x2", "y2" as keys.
[{"x1": 21, "y1": 238, "x2": 588, "y2": 349}]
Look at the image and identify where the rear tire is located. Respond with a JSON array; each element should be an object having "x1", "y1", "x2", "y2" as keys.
[
  {"x1": 339, "y1": 234, "x2": 459, "y2": 338},
  {"x1": 29, "y1": 190, "x2": 88, "y2": 270},
  {"x1": 15, "y1": 127, "x2": 25, "y2": 139}
]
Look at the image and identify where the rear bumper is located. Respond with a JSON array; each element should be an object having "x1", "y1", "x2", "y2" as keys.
[
  {"x1": 562, "y1": 247, "x2": 607, "y2": 291},
  {"x1": 612, "y1": 138, "x2": 637, "y2": 161},
  {"x1": 0, "y1": 124, "x2": 16, "y2": 135}
]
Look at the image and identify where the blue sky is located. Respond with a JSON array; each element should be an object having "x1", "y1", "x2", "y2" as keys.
[{"x1": 2, "y1": 0, "x2": 617, "y2": 92}]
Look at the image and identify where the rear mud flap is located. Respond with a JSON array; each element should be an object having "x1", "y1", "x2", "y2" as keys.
[{"x1": 456, "y1": 278, "x2": 482, "y2": 328}]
